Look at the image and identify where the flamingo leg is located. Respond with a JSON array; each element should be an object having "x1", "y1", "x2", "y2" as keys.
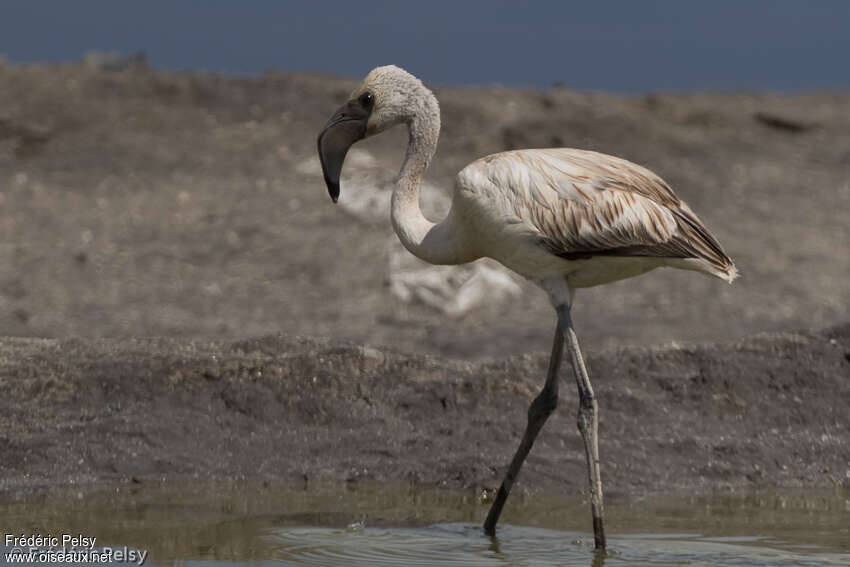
[
  {"x1": 484, "y1": 317, "x2": 564, "y2": 536},
  {"x1": 560, "y1": 303, "x2": 607, "y2": 551}
]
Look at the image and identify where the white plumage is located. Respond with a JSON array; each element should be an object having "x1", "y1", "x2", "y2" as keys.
[{"x1": 454, "y1": 148, "x2": 736, "y2": 288}]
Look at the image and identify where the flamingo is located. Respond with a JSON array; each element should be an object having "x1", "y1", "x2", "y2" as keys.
[{"x1": 317, "y1": 65, "x2": 736, "y2": 551}]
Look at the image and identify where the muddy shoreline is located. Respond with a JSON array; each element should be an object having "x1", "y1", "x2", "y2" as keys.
[{"x1": 2, "y1": 324, "x2": 848, "y2": 499}]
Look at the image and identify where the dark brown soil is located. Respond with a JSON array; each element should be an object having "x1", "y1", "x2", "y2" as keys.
[
  {"x1": 0, "y1": 63, "x2": 848, "y2": 499},
  {"x1": 1, "y1": 324, "x2": 848, "y2": 497}
]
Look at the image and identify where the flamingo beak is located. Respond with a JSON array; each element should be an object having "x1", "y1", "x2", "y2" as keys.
[{"x1": 317, "y1": 99, "x2": 371, "y2": 203}]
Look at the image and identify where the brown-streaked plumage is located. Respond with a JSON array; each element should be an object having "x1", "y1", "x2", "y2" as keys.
[{"x1": 317, "y1": 65, "x2": 736, "y2": 553}]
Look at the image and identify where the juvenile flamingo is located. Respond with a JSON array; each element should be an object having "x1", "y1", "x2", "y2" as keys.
[{"x1": 317, "y1": 65, "x2": 736, "y2": 551}]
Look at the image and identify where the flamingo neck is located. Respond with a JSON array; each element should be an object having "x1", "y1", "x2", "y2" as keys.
[{"x1": 391, "y1": 109, "x2": 473, "y2": 266}]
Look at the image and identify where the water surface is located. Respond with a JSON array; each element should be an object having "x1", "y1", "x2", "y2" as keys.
[{"x1": 2, "y1": 482, "x2": 847, "y2": 566}]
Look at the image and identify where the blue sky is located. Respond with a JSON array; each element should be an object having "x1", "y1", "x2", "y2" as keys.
[{"x1": 2, "y1": 0, "x2": 849, "y2": 92}]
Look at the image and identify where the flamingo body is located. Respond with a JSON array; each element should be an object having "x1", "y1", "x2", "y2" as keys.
[{"x1": 453, "y1": 148, "x2": 736, "y2": 287}]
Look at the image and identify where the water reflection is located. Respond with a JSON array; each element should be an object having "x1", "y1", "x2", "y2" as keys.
[
  {"x1": 0, "y1": 482, "x2": 847, "y2": 566},
  {"x1": 486, "y1": 530, "x2": 606, "y2": 566},
  {"x1": 265, "y1": 523, "x2": 848, "y2": 566}
]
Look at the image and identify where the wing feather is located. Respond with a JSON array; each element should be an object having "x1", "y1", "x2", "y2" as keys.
[{"x1": 463, "y1": 149, "x2": 736, "y2": 278}]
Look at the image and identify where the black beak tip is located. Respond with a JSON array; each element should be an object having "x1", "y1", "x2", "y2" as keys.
[{"x1": 327, "y1": 181, "x2": 340, "y2": 203}]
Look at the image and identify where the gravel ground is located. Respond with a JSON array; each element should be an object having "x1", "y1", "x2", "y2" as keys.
[{"x1": 1, "y1": 324, "x2": 848, "y2": 497}]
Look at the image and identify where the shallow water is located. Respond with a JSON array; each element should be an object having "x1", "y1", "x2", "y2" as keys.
[{"x1": 1, "y1": 482, "x2": 847, "y2": 566}]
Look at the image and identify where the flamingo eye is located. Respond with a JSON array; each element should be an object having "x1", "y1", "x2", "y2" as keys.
[{"x1": 359, "y1": 92, "x2": 374, "y2": 109}]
